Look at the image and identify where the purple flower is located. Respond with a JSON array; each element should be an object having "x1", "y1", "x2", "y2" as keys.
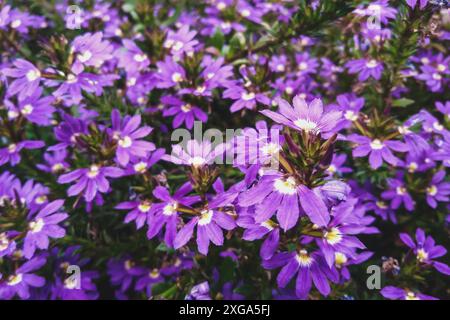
[
  {"x1": 400, "y1": 228, "x2": 450, "y2": 275},
  {"x1": 381, "y1": 286, "x2": 438, "y2": 300},
  {"x1": 223, "y1": 85, "x2": 270, "y2": 112},
  {"x1": 163, "y1": 25, "x2": 199, "y2": 59},
  {"x1": 37, "y1": 150, "x2": 70, "y2": 174},
  {"x1": 0, "y1": 257, "x2": 46, "y2": 300},
  {"x1": 381, "y1": 178, "x2": 415, "y2": 211},
  {"x1": 161, "y1": 96, "x2": 207, "y2": 129},
  {"x1": 348, "y1": 134, "x2": 409, "y2": 169},
  {"x1": 116, "y1": 39, "x2": 150, "y2": 72},
  {"x1": 110, "y1": 109, "x2": 155, "y2": 166},
  {"x1": 48, "y1": 114, "x2": 88, "y2": 151},
  {"x1": 345, "y1": 58, "x2": 384, "y2": 81},
  {"x1": 406, "y1": 0, "x2": 429, "y2": 9},
  {"x1": 107, "y1": 258, "x2": 146, "y2": 294},
  {"x1": 261, "y1": 96, "x2": 342, "y2": 136},
  {"x1": 186, "y1": 281, "x2": 211, "y2": 300},
  {"x1": 57, "y1": 165, "x2": 124, "y2": 202},
  {"x1": 115, "y1": 199, "x2": 155, "y2": 230},
  {"x1": 173, "y1": 193, "x2": 236, "y2": 255},
  {"x1": 71, "y1": 32, "x2": 113, "y2": 71},
  {"x1": 326, "y1": 154, "x2": 353, "y2": 176},
  {"x1": 263, "y1": 250, "x2": 337, "y2": 299},
  {"x1": 426, "y1": 170, "x2": 450, "y2": 208},
  {"x1": 155, "y1": 57, "x2": 186, "y2": 89},
  {"x1": 23, "y1": 200, "x2": 68, "y2": 259},
  {"x1": 147, "y1": 182, "x2": 200, "y2": 247},
  {"x1": 165, "y1": 139, "x2": 226, "y2": 167},
  {"x1": 5, "y1": 87, "x2": 55, "y2": 126},
  {"x1": 0, "y1": 140, "x2": 45, "y2": 167},
  {"x1": 2, "y1": 59, "x2": 41, "y2": 99}
]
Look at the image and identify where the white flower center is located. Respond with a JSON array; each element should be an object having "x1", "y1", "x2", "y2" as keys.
[
  {"x1": 21, "y1": 104, "x2": 33, "y2": 115},
  {"x1": 35, "y1": 195, "x2": 47, "y2": 204},
  {"x1": 344, "y1": 110, "x2": 358, "y2": 121},
  {"x1": 261, "y1": 142, "x2": 280, "y2": 156},
  {"x1": 78, "y1": 50, "x2": 92, "y2": 63},
  {"x1": 396, "y1": 186, "x2": 406, "y2": 195},
  {"x1": 138, "y1": 201, "x2": 152, "y2": 213},
  {"x1": 172, "y1": 41, "x2": 184, "y2": 52},
  {"x1": 433, "y1": 122, "x2": 443, "y2": 131},
  {"x1": 294, "y1": 118, "x2": 318, "y2": 132},
  {"x1": 87, "y1": 165, "x2": 100, "y2": 178},
  {"x1": 298, "y1": 62, "x2": 308, "y2": 70},
  {"x1": 366, "y1": 59, "x2": 378, "y2": 68},
  {"x1": 188, "y1": 156, "x2": 206, "y2": 167},
  {"x1": 171, "y1": 72, "x2": 183, "y2": 83},
  {"x1": 416, "y1": 248, "x2": 429, "y2": 262},
  {"x1": 327, "y1": 164, "x2": 337, "y2": 174},
  {"x1": 26, "y1": 69, "x2": 41, "y2": 81},
  {"x1": 181, "y1": 104, "x2": 192, "y2": 113},
  {"x1": 118, "y1": 136, "x2": 132, "y2": 148},
  {"x1": 241, "y1": 9, "x2": 250, "y2": 17},
  {"x1": 407, "y1": 162, "x2": 418, "y2": 173},
  {"x1": 296, "y1": 250, "x2": 313, "y2": 267},
  {"x1": 11, "y1": 19, "x2": 22, "y2": 28},
  {"x1": 7, "y1": 274, "x2": 23, "y2": 286},
  {"x1": 133, "y1": 162, "x2": 148, "y2": 173},
  {"x1": 133, "y1": 53, "x2": 147, "y2": 62},
  {"x1": 198, "y1": 209, "x2": 213, "y2": 226},
  {"x1": 29, "y1": 218, "x2": 45, "y2": 233},
  {"x1": 437, "y1": 64, "x2": 446, "y2": 72},
  {"x1": 405, "y1": 292, "x2": 420, "y2": 300},
  {"x1": 241, "y1": 91, "x2": 255, "y2": 101},
  {"x1": 276, "y1": 64, "x2": 285, "y2": 72},
  {"x1": 426, "y1": 185, "x2": 438, "y2": 196},
  {"x1": 432, "y1": 73, "x2": 442, "y2": 80},
  {"x1": 376, "y1": 201, "x2": 388, "y2": 209},
  {"x1": 8, "y1": 144, "x2": 17, "y2": 153},
  {"x1": 273, "y1": 177, "x2": 297, "y2": 195},
  {"x1": 335, "y1": 252, "x2": 348, "y2": 266},
  {"x1": 370, "y1": 139, "x2": 384, "y2": 150},
  {"x1": 67, "y1": 74, "x2": 78, "y2": 83},
  {"x1": 324, "y1": 227, "x2": 342, "y2": 245},
  {"x1": 163, "y1": 202, "x2": 178, "y2": 216}
]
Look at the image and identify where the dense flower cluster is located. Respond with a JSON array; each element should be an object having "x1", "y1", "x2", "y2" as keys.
[{"x1": 0, "y1": 0, "x2": 449, "y2": 300}]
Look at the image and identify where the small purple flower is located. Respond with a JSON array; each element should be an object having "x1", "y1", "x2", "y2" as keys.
[
  {"x1": 345, "y1": 58, "x2": 384, "y2": 81},
  {"x1": 0, "y1": 256, "x2": 46, "y2": 300},
  {"x1": 116, "y1": 39, "x2": 150, "y2": 72},
  {"x1": 2, "y1": 59, "x2": 41, "y2": 99},
  {"x1": 163, "y1": 25, "x2": 199, "y2": 59},
  {"x1": 380, "y1": 286, "x2": 438, "y2": 300},
  {"x1": 147, "y1": 182, "x2": 200, "y2": 247},
  {"x1": 185, "y1": 281, "x2": 211, "y2": 300},
  {"x1": 406, "y1": 0, "x2": 429, "y2": 9},
  {"x1": 5, "y1": 87, "x2": 55, "y2": 126},
  {"x1": 115, "y1": 199, "x2": 155, "y2": 230},
  {"x1": 400, "y1": 228, "x2": 450, "y2": 275},
  {"x1": 161, "y1": 96, "x2": 207, "y2": 129},
  {"x1": 348, "y1": 134, "x2": 409, "y2": 169},
  {"x1": 263, "y1": 250, "x2": 337, "y2": 299},
  {"x1": 261, "y1": 96, "x2": 342, "y2": 136},
  {"x1": 71, "y1": 32, "x2": 113, "y2": 71},
  {"x1": 57, "y1": 165, "x2": 124, "y2": 202},
  {"x1": 224, "y1": 85, "x2": 270, "y2": 112},
  {"x1": 23, "y1": 200, "x2": 68, "y2": 259},
  {"x1": 165, "y1": 139, "x2": 226, "y2": 167},
  {"x1": 155, "y1": 57, "x2": 186, "y2": 89},
  {"x1": 381, "y1": 178, "x2": 415, "y2": 211},
  {"x1": 37, "y1": 150, "x2": 70, "y2": 174},
  {"x1": 110, "y1": 109, "x2": 155, "y2": 166},
  {"x1": 0, "y1": 140, "x2": 45, "y2": 167},
  {"x1": 426, "y1": 170, "x2": 450, "y2": 208}
]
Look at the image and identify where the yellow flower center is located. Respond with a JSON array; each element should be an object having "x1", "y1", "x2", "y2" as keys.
[
  {"x1": 296, "y1": 250, "x2": 313, "y2": 267},
  {"x1": 324, "y1": 227, "x2": 343, "y2": 245},
  {"x1": 198, "y1": 209, "x2": 213, "y2": 226}
]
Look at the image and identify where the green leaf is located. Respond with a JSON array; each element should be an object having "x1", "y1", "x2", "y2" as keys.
[{"x1": 392, "y1": 98, "x2": 414, "y2": 108}]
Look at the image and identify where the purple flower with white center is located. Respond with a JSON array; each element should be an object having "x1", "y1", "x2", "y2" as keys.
[
  {"x1": 116, "y1": 39, "x2": 150, "y2": 72},
  {"x1": 269, "y1": 55, "x2": 288, "y2": 73},
  {"x1": 436, "y1": 101, "x2": 450, "y2": 117},
  {"x1": 135, "y1": 268, "x2": 166, "y2": 297},
  {"x1": 238, "y1": 206, "x2": 280, "y2": 260},
  {"x1": 345, "y1": 58, "x2": 384, "y2": 81},
  {"x1": 51, "y1": 69, "x2": 98, "y2": 104},
  {"x1": 381, "y1": 178, "x2": 415, "y2": 211},
  {"x1": 57, "y1": 165, "x2": 124, "y2": 202},
  {"x1": 155, "y1": 57, "x2": 186, "y2": 89},
  {"x1": 147, "y1": 182, "x2": 200, "y2": 247},
  {"x1": 0, "y1": 231, "x2": 17, "y2": 258},
  {"x1": 400, "y1": 228, "x2": 450, "y2": 275},
  {"x1": 260, "y1": 96, "x2": 342, "y2": 137},
  {"x1": 165, "y1": 139, "x2": 226, "y2": 167},
  {"x1": 122, "y1": 148, "x2": 165, "y2": 176},
  {"x1": 161, "y1": 96, "x2": 207, "y2": 129},
  {"x1": 239, "y1": 173, "x2": 330, "y2": 230},
  {"x1": 107, "y1": 258, "x2": 146, "y2": 294},
  {"x1": 263, "y1": 250, "x2": 338, "y2": 299},
  {"x1": 425, "y1": 170, "x2": 450, "y2": 208},
  {"x1": 0, "y1": 257, "x2": 46, "y2": 300},
  {"x1": 295, "y1": 52, "x2": 319, "y2": 76},
  {"x1": 71, "y1": 32, "x2": 113, "y2": 71},
  {"x1": 48, "y1": 114, "x2": 88, "y2": 151},
  {"x1": 115, "y1": 199, "x2": 156, "y2": 229},
  {"x1": 5, "y1": 87, "x2": 55, "y2": 126},
  {"x1": 163, "y1": 25, "x2": 199, "y2": 59},
  {"x1": 380, "y1": 286, "x2": 438, "y2": 300},
  {"x1": 0, "y1": 140, "x2": 44, "y2": 167},
  {"x1": 416, "y1": 64, "x2": 448, "y2": 92},
  {"x1": 314, "y1": 199, "x2": 367, "y2": 267},
  {"x1": 23, "y1": 200, "x2": 68, "y2": 259},
  {"x1": 223, "y1": 85, "x2": 271, "y2": 112},
  {"x1": 329, "y1": 94, "x2": 365, "y2": 130},
  {"x1": 2, "y1": 59, "x2": 41, "y2": 99},
  {"x1": 110, "y1": 109, "x2": 155, "y2": 166},
  {"x1": 37, "y1": 150, "x2": 70, "y2": 174},
  {"x1": 354, "y1": 1, "x2": 397, "y2": 25},
  {"x1": 326, "y1": 153, "x2": 353, "y2": 176},
  {"x1": 173, "y1": 192, "x2": 236, "y2": 255},
  {"x1": 348, "y1": 134, "x2": 409, "y2": 169},
  {"x1": 332, "y1": 250, "x2": 373, "y2": 282}
]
